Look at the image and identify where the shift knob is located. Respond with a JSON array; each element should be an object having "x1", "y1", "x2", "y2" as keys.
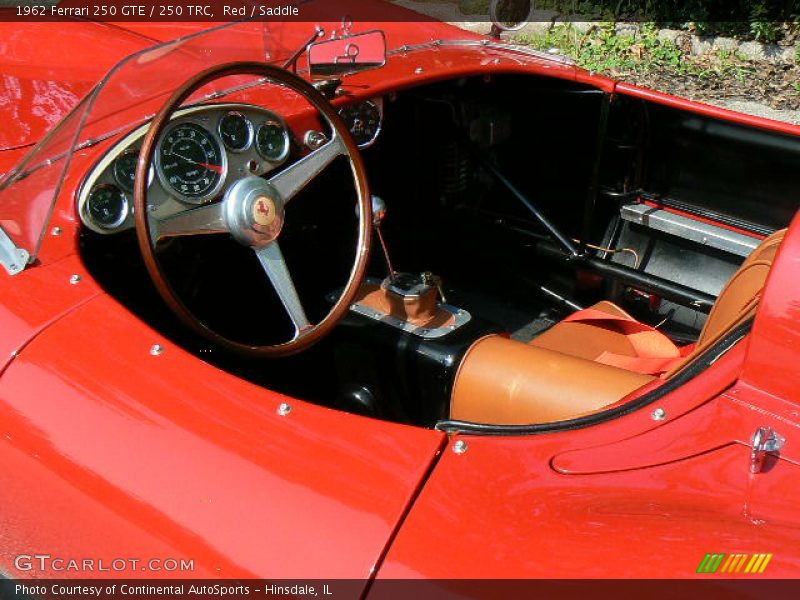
[
  {"x1": 356, "y1": 195, "x2": 387, "y2": 227},
  {"x1": 371, "y1": 195, "x2": 387, "y2": 227}
]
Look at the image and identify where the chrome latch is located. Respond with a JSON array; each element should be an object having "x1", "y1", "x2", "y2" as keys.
[
  {"x1": 0, "y1": 225, "x2": 29, "y2": 276},
  {"x1": 750, "y1": 426, "x2": 785, "y2": 474}
]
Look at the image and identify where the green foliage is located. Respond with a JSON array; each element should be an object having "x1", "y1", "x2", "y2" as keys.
[
  {"x1": 530, "y1": 1, "x2": 793, "y2": 44},
  {"x1": 515, "y1": 22, "x2": 756, "y2": 82}
]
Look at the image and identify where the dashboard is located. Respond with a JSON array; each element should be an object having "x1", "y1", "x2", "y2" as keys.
[{"x1": 78, "y1": 98, "x2": 384, "y2": 235}]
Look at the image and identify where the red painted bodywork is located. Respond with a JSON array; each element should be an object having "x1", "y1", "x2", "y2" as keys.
[{"x1": 2, "y1": 3, "x2": 800, "y2": 582}]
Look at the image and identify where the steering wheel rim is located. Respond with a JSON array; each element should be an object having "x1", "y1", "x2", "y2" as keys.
[{"x1": 134, "y1": 62, "x2": 372, "y2": 357}]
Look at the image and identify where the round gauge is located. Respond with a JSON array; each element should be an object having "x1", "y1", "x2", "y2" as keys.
[
  {"x1": 86, "y1": 184, "x2": 128, "y2": 229},
  {"x1": 113, "y1": 149, "x2": 153, "y2": 193},
  {"x1": 156, "y1": 122, "x2": 226, "y2": 204},
  {"x1": 338, "y1": 100, "x2": 382, "y2": 148},
  {"x1": 218, "y1": 111, "x2": 253, "y2": 153},
  {"x1": 113, "y1": 150, "x2": 138, "y2": 193},
  {"x1": 255, "y1": 120, "x2": 290, "y2": 162}
]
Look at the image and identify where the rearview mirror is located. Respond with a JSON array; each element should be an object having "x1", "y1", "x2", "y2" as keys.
[
  {"x1": 307, "y1": 30, "x2": 387, "y2": 80},
  {"x1": 490, "y1": 0, "x2": 533, "y2": 32}
]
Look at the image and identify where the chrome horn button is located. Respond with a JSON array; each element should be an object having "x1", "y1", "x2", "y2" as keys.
[{"x1": 223, "y1": 176, "x2": 285, "y2": 248}]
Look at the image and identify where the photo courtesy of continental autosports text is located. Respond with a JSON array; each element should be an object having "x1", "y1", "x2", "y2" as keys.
[
  {"x1": 1, "y1": 0, "x2": 800, "y2": 598},
  {"x1": 13, "y1": 583, "x2": 335, "y2": 597}
]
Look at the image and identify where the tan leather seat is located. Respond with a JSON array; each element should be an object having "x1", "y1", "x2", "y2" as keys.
[{"x1": 450, "y1": 228, "x2": 786, "y2": 425}]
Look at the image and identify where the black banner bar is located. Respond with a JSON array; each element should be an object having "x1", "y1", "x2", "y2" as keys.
[
  {"x1": 3, "y1": 579, "x2": 800, "y2": 600},
  {"x1": 0, "y1": 0, "x2": 799, "y2": 23}
]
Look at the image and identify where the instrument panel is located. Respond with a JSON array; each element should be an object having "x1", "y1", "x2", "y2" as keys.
[
  {"x1": 79, "y1": 98, "x2": 385, "y2": 234},
  {"x1": 78, "y1": 104, "x2": 292, "y2": 234}
]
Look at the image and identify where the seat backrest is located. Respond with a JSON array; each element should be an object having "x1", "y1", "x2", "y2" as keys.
[{"x1": 694, "y1": 228, "x2": 786, "y2": 351}]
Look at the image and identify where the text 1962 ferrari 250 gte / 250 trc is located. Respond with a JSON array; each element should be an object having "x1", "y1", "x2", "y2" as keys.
[{"x1": 1, "y1": 0, "x2": 800, "y2": 587}]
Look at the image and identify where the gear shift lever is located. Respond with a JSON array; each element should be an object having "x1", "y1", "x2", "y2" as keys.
[
  {"x1": 369, "y1": 195, "x2": 396, "y2": 281},
  {"x1": 351, "y1": 195, "x2": 463, "y2": 333}
]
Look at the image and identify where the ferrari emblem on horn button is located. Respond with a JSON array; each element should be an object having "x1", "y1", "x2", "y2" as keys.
[{"x1": 253, "y1": 196, "x2": 277, "y2": 227}]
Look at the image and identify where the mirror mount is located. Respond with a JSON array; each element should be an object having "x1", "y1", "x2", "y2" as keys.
[{"x1": 312, "y1": 78, "x2": 344, "y2": 100}]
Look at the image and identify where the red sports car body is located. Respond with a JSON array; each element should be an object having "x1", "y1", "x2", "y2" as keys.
[{"x1": 1, "y1": 1, "x2": 800, "y2": 589}]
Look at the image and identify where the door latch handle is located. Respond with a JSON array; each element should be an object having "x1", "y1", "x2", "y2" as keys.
[{"x1": 750, "y1": 426, "x2": 785, "y2": 474}]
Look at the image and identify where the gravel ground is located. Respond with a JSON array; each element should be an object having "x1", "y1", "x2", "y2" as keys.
[{"x1": 717, "y1": 101, "x2": 800, "y2": 124}]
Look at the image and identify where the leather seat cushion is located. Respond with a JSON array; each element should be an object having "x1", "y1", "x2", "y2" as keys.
[{"x1": 530, "y1": 300, "x2": 641, "y2": 361}]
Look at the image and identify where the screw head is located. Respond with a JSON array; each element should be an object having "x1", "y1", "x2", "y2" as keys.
[
  {"x1": 150, "y1": 344, "x2": 165, "y2": 356},
  {"x1": 277, "y1": 403, "x2": 292, "y2": 416},
  {"x1": 52, "y1": 226, "x2": 62, "y2": 236},
  {"x1": 453, "y1": 440, "x2": 468, "y2": 455},
  {"x1": 651, "y1": 407, "x2": 667, "y2": 421},
  {"x1": 69, "y1": 274, "x2": 82, "y2": 285},
  {"x1": 414, "y1": 66, "x2": 424, "y2": 74}
]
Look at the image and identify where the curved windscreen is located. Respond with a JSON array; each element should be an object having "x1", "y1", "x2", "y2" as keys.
[{"x1": 0, "y1": 19, "x2": 307, "y2": 259}]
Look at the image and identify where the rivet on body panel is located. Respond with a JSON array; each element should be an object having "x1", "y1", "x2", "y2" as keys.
[
  {"x1": 52, "y1": 227, "x2": 62, "y2": 236},
  {"x1": 651, "y1": 407, "x2": 667, "y2": 421},
  {"x1": 69, "y1": 274, "x2": 82, "y2": 285},
  {"x1": 277, "y1": 403, "x2": 292, "y2": 416},
  {"x1": 414, "y1": 67, "x2": 424, "y2": 74},
  {"x1": 453, "y1": 440, "x2": 468, "y2": 455},
  {"x1": 150, "y1": 344, "x2": 165, "y2": 356}
]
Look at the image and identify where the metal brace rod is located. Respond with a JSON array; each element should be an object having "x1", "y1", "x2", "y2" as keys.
[{"x1": 478, "y1": 156, "x2": 580, "y2": 258}]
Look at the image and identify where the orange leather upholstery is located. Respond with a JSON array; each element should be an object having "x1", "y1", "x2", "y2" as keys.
[
  {"x1": 450, "y1": 336, "x2": 656, "y2": 425},
  {"x1": 692, "y1": 228, "x2": 785, "y2": 353},
  {"x1": 530, "y1": 300, "x2": 645, "y2": 361},
  {"x1": 450, "y1": 228, "x2": 786, "y2": 425},
  {"x1": 533, "y1": 228, "x2": 786, "y2": 373}
]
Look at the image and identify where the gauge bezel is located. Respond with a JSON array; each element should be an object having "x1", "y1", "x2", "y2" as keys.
[
  {"x1": 155, "y1": 120, "x2": 228, "y2": 205},
  {"x1": 255, "y1": 119, "x2": 291, "y2": 163},
  {"x1": 338, "y1": 99, "x2": 383, "y2": 149},
  {"x1": 217, "y1": 110, "x2": 254, "y2": 154},
  {"x1": 84, "y1": 184, "x2": 129, "y2": 230}
]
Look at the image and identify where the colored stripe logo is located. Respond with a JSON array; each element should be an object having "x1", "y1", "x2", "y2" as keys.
[{"x1": 697, "y1": 553, "x2": 772, "y2": 574}]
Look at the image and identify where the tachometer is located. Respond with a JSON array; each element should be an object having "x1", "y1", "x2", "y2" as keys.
[
  {"x1": 255, "y1": 120, "x2": 290, "y2": 162},
  {"x1": 218, "y1": 111, "x2": 253, "y2": 153},
  {"x1": 156, "y1": 122, "x2": 226, "y2": 204},
  {"x1": 338, "y1": 100, "x2": 382, "y2": 148},
  {"x1": 85, "y1": 184, "x2": 128, "y2": 230}
]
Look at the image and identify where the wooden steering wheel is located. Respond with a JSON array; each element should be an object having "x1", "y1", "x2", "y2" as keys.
[{"x1": 134, "y1": 62, "x2": 372, "y2": 357}]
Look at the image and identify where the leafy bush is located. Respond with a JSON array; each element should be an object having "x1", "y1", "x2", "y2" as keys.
[{"x1": 531, "y1": 0, "x2": 794, "y2": 42}]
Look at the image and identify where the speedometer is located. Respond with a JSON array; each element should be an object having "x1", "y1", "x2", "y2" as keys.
[{"x1": 156, "y1": 122, "x2": 226, "y2": 204}]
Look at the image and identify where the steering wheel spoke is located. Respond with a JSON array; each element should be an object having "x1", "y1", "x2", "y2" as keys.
[
  {"x1": 153, "y1": 202, "x2": 228, "y2": 241},
  {"x1": 268, "y1": 135, "x2": 346, "y2": 204},
  {"x1": 254, "y1": 242, "x2": 312, "y2": 339}
]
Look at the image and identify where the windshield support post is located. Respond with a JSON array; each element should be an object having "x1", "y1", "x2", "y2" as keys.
[{"x1": 0, "y1": 225, "x2": 30, "y2": 276}]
